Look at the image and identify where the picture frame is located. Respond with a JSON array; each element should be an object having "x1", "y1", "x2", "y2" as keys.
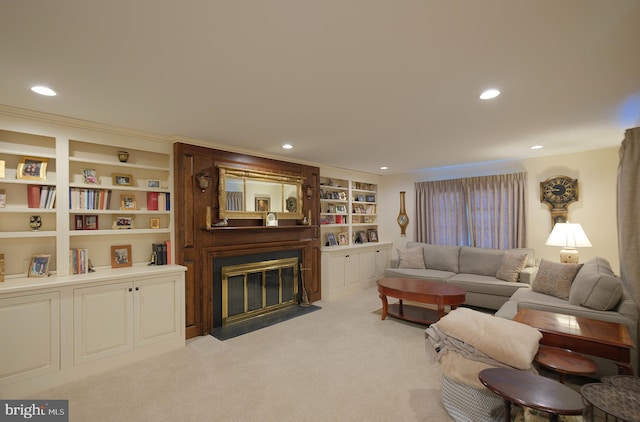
[
  {"x1": 147, "y1": 179, "x2": 161, "y2": 188},
  {"x1": 337, "y1": 231, "x2": 349, "y2": 246},
  {"x1": 335, "y1": 204, "x2": 347, "y2": 213},
  {"x1": 112, "y1": 216, "x2": 135, "y2": 229},
  {"x1": 255, "y1": 196, "x2": 270, "y2": 212},
  {"x1": 364, "y1": 215, "x2": 374, "y2": 223},
  {"x1": 149, "y1": 217, "x2": 160, "y2": 229},
  {"x1": 28, "y1": 254, "x2": 51, "y2": 277},
  {"x1": 112, "y1": 173, "x2": 133, "y2": 186},
  {"x1": 338, "y1": 192, "x2": 347, "y2": 201},
  {"x1": 111, "y1": 245, "x2": 132, "y2": 268},
  {"x1": 365, "y1": 195, "x2": 376, "y2": 202},
  {"x1": 356, "y1": 194, "x2": 365, "y2": 202},
  {"x1": 367, "y1": 229, "x2": 379, "y2": 242},
  {"x1": 17, "y1": 156, "x2": 48, "y2": 181},
  {"x1": 81, "y1": 168, "x2": 99, "y2": 184},
  {"x1": 84, "y1": 215, "x2": 99, "y2": 230},
  {"x1": 356, "y1": 230, "x2": 367, "y2": 244},
  {"x1": 74, "y1": 215, "x2": 84, "y2": 230},
  {"x1": 120, "y1": 194, "x2": 137, "y2": 210},
  {"x1": 327, "y1": 232, "x2": 338, "y2": 246}
]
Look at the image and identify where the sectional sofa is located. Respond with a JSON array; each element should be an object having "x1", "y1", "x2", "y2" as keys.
[{"x1": 384, "y1": 242, "x2": 538, "y2": 310}]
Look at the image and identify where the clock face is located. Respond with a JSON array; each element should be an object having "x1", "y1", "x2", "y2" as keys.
[
  {"x1": 397, "y1": 214, "x2": 409, "y2": 226},
  {"x1": 541, "y1": 176, "x2": 577, "y2": 206}
]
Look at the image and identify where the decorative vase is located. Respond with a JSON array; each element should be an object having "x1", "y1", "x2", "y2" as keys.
[
  {"x1": 117, "y1": 151, "x2": 129, "y2": 163},
  {"x1": 29, "y1": 215, "x2": 42, "y2": 231}
]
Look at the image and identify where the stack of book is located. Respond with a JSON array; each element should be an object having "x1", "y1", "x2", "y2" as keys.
[
  {"x1": 146, "y1": 192, "x2": 170, "y2": 211},
  {"x1": 151, "y1": 240, "x2": 172, "y2": 265},
  {"x1": 27, "y1": 185, "x2": 57, "y2": 209},
  {"x1": 69, "y1": 248, "x2": 89, "y2": 274}
]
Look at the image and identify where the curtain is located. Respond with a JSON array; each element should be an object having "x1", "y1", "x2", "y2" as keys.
[
  {"x1": 226, "y1": 192, "x2": 244, "y2": 211},
  {"x1": 415, "y1": 172, "x2": 526, "y2": 248},
  {"x1": 618, "y1": 127, "x2": 640, "y2": 308}
]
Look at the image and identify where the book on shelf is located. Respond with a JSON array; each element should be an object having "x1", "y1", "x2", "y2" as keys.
[
  {"x1": 69, "y1": 248, "x2": 89, "y2": 275},
  {"x1": 26, "y1": 185, "x2": 56, "y2": 209},
  {"x1": 147, "y1": 192, "x2": 159, "y2": 211},
  {"x1": 0, "y1": 189, "x2": 5, "y2": 208},
  {"x1": 151, "y1": 240, "x2": 171, "y2": 265},
  {"x1": 69, "y1": 187, "x2": 112, "y2": 210}
]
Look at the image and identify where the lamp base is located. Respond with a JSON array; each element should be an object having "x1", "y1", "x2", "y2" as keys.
[{"x1": 559, "y1": 248, "x2": 579, "y2": 263}]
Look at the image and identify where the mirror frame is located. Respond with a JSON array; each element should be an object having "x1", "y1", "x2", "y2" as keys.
[{"x1": 218, "y1": 165, "x2": 305, "y2": 220}]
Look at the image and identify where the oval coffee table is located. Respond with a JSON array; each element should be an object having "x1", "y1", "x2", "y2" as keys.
[
  {"x1": 376, "y1": 277, "x2": 466, "y2": 325},
  {"x1": 479, "y1": 367, "x2": 584, "y2": 422}
]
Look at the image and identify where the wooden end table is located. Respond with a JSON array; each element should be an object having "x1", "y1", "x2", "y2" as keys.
[
  {"x1": 479, "y1": 367, "x2": 584, "y2": 422},
  {"x1": 535, "y1": 345, "x2": 598, "y2": 383},
  {"x1": 514, "y1": 308, "x2": 634, "y2": 375},
  {"x1": 376, "y1": 278, "x2": 465, "y2": 325}
]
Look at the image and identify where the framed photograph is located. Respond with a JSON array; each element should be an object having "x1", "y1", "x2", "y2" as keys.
[
  {"x1": 74, "y1": 215, "x2": 84, "y2": 230},
  {"x1": 367, "y1": 229, "x2": 379, "y2": 242},
  {"x1": 112, "y1": 216, "x2": 135, "y2": 229},
  {"x1": 255, "y1": 196, "x2": 270, "y2": 212},
  {"x1": 364, "y1": 215, "x2": 374, "y2": 223},
  {"x1": 356, "y1": 230, "x2": 367, "y2": 244},
  {"x1": 17, "y1": 156, "x2": 48, "y2": 181},
  {"x1": 81, "y1": 168, "x2": 99, "y2": 184},
  {"x1": 84, "y1": 215, "x2": 99, "y2": 230},
  {"x1": 327, "y1": 232, "x2": 338, "y2": 246},
  {"x1": 337, "y1": 231, "x2": 349, "y2": 246},
  {"x1": 28, "y1": 254, "x2": 51, "y2": 277},
  {"x1": 356, "y1": 194, "x2": 365, "y2": 202},
  {"x1": 335, "y1": 204, "x2": 347, "y2": 213},
  {"x1": 147, "y1": 179, "x2": 161, "y2": 188},
  {"x1": 112, "y1": 173, "x2": 134, "y2": 186},
  {"x1": 149, "y1": 217, "x2": 160, "y2": 229},
  {"x1": 366, "y1": 195, "x2": 376, "y2": 202},
  {"x1": 338, "y1": 192, "x2": 347, "y2": 201},
  {"x1": 120, "y1": 194, "x2": 137, "y2": 210},
  {"x1": 111, "y1": 245, "x2": 132, "y2": 268}
]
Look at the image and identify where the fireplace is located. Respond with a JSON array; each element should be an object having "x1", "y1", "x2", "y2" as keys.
[{"x1": 211, "y1": 249, "x2": 303, "y2": 329}]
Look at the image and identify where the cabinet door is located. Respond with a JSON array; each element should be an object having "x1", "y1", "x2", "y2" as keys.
[
  {"x1": 344, "y1": 253, "x2": 360, "y2": 285},
  {"x1": 328, "y1": 253, "x2": 346, "y2": 288},
  {"x1": 135, "y1": 275, "x2": 182, "y2": 347},
  {"x1": 74, "y1": 282, "x2": 134, "y2": 364},
  {"x1": 359, "y1": 249, "x2": 376, "y2": 284},
  {"x1": 0, "y1": 292, "x2": 60, "y2": 385},
  {"x1": 375, "y1": 247, "x2": 390, "y2": 277}
]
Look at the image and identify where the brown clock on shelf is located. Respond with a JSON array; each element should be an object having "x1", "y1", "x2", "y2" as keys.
[
  {"x1": 540, "y1": 176, "x2": 578, "y2": 225},
  {"x1": 397, "y1": 191, "x2": 409, "y2": 235}
]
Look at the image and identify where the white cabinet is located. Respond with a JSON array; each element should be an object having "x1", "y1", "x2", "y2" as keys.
[
  {"x1": 74, "y1": 274, "x2": 182, "y2": 364},
  {"x1": 321, "y1": 242, "x2": 391, "y2": 300},
  {"x1": 0, "y1": 291, "x2": 60, "y2": 385}
]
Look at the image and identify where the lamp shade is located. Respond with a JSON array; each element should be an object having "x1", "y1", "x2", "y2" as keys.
[{"x1": 545, "y1": 223, "x2": 592, "y2": 248}]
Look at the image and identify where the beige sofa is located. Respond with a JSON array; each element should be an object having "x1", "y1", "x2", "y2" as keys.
[{"x1": 385, "y1": 242, "x2": 538, "y2": 310}]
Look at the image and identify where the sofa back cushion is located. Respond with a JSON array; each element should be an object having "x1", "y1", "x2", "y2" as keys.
[
  {"x1": 406, "y1": 242, "x2": 460, "y2": 273},
  {"x1": 397, "y1": 247, "x2": 426, "y2": 269},
  {"x1": 531, "y1": 259, "x2": 582, "y2": 300},
  {"x1": 458, "y1": 247, "x2": 505, "y2": 276},
  {"x1": 569, "y1": 257, "x2": 623, "y2": 311}
]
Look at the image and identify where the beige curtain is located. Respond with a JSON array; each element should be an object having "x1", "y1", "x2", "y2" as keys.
[
  {"x1": 415, "y1": 172, "x2": 527, "y2": 248},
  {"x1": 618, "y1": 127, "x2": 640, "y2": 308}
]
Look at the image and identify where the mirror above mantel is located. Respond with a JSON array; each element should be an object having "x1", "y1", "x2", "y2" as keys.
[{"x1": 218, "y1": 165, "x2": 305, "y2": 220}]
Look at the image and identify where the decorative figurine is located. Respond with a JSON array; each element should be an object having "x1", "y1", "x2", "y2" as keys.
[
  {"x1": 213, "y1": 217, "x2": 228, "y2": 227},
  {"x1": 29, "y1": 215, "x2": 42, "y2": 231}
]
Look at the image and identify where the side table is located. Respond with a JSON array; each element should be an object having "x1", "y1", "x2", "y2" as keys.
[
  {"x1": 581, "y1": 382, "x2": 640, "y2": 422},
  {"x1": 602, "y1": 375, "x2": 640, "y2": 393},
  {"x1": 479, "y1": 368, "x2": 584, "y2": 422},
  {"x1": 535, "y1": 345, "x2": 598, "y2": 384}
]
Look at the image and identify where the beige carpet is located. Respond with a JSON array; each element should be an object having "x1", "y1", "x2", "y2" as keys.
[{"x1": 29, "y1": 286, "x2": 453, "y2": 421}]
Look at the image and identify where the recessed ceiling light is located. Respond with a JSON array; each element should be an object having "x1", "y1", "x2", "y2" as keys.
[
  {"x1": 31, "y1": 85, "x2": 57, "y2": 96},
  {"x1": 479, "y1": 89, "x2": 500, "y2": 100},
  {"x1": 530, "y1": 145, "x2": 544, "y2": 150},
  {"x1": 380, "y1": 166, "x2": 388, "y2": 170},
  {"x1": 282, "y1": 144, "x2": 293, "y2": 150}
]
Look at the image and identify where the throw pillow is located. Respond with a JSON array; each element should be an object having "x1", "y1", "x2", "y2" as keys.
[
  {"x1": 397, "y1": 247, "x2": 426, "y2": 269},
  {"x1": 495, "y1": 253, "x2": 528, "y2": 282},
  {"x1": 531, "y1": 259, "x2": 583, "y2": 300}
]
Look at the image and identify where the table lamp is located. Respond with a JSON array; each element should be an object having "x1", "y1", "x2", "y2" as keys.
[{"x1": 545, "y1": 222, "x2": 592, "y2": 263}]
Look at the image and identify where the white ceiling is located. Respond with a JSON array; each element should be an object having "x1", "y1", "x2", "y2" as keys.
[{"x1": 1, "y1": 1, "x2": 639, "y2": 175}]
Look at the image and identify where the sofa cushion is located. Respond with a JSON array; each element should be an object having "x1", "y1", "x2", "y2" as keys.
[
  {"x1": 458, "y1": 247, "x2": 505, "y2": 276},
  {"x1": 384, "y1": 267, "x2": 455, "y2": 281},
  {"x1": 531, "y1": 259, "x2": 582, "y2": 300},
  {"x1": 495, "y1": 252, "x2": 529, "y2": 282},
  {"x1": 397, "y1": 247, "x2": 426, "y2": 269},
  {"x1": 422, "y1": 243, "x2": 460, "y2": 272},
  {"x1": 446, "y1": 274, "x2": 527, "y2": 297},
  {"x1": 569, "y1": 257, "x2": 623, "y2": 311}
]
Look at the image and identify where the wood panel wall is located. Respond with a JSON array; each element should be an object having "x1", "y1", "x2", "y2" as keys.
[{"x1": 173, "y1": 143, "x2": 321, "y2": 339}]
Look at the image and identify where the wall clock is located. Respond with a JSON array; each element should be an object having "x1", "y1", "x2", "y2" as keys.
[
  {"x1": 397, "y1": 191, "x2": 409, "y2": 235},
  {"x1": 540, "y1": 176, "x2": 578, "y2": 225}
]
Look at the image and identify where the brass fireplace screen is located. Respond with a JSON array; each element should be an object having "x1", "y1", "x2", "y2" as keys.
[{"x1": 221, "y1": 257, "x2": 299, "y2": 326}]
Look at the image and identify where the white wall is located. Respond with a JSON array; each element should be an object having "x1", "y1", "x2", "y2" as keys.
[{"x1": 377, "y1": 147, "x2": 621, "y2": 273}]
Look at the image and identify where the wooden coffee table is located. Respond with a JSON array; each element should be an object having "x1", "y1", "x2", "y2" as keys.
[
  {"x1": 479, "y1": 367, "x2": 584, "y2": 422},
  {"x1": 376, "y1": 277, "x2": 466, "y2": 325},
  {"x1": 514, "y1": 308, "x2": 634, "y2": 375}
]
